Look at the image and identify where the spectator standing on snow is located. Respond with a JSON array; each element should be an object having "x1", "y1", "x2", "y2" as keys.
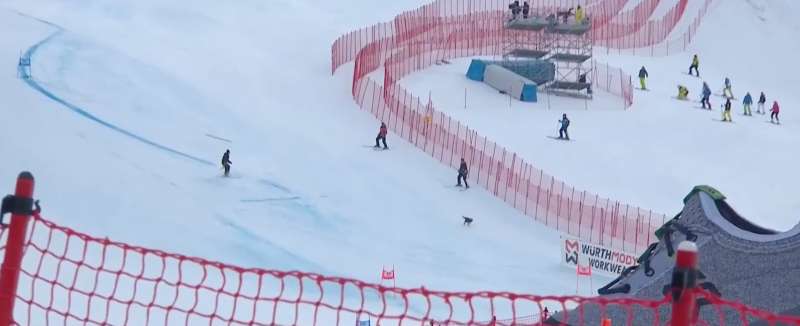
[
  {"x1": 221, "y1": 149, "x2": 232, "y2": 177},
  {"x1": 457, "y1": 158, "x2": 470, "y2": 189},
  {"x1": 375, "y1": 122, "x2": 388, "y2": 149},
  {"x1": 638, "y1": 66, "x2": 649, "y2": 90},
  {"x1": 771, "y1": 101, "x2": 780, "y2": 124},
  {"x1": 558, "y1": 113, "x2": 570, "y2": 140},
  {"x1": 757, "y1": 92, "x2": 767, "y2": 114},
  {"x1": 723, "y1": 77, "x2": 733, "y2": 99},
  {"x1": 742, "y1": 92, "x2": 753, "y2": 116},
  {"x1": 722, "y1": 98, "x2": 733, "y2": 122},
  {"x1": 701, "y1": 82, "x2": 712, "y2": 109},
  {"x1": 689, "y1": 54, "x2": 699, "y2": 77}
]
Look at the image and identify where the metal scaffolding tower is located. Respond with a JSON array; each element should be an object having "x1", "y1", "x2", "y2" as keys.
[{"x1": 502, "y1": 8, "x2": 594, "y2": 99}]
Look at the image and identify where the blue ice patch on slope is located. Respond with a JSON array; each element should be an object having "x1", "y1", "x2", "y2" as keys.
[{"x1": 216, "y1": 214, "x2": 324, "y2": 272}]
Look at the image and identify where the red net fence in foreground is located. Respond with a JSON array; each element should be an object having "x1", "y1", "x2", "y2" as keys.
[{"x1": 1, "y1": 174, "x2": 799, "y2": 325}]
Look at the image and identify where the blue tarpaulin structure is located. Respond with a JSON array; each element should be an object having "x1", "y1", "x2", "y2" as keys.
[{"x1": 466, "y1": 59, "x2": 488, "y2": 81}]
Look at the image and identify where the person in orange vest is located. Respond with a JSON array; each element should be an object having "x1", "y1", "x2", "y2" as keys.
[{"x1": 374, "y1": 122, "x2": 388, "y2": 149}]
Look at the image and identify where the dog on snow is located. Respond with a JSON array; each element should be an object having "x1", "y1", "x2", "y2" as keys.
[{"x1": 462, "y1": 216, "x2": 473, "y2": 226}]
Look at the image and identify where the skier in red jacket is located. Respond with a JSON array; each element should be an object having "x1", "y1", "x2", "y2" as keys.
[
  {"x1": 375, "y1": 122, "x2": 388, "y2": 149},
  {"x1": 771, "y1": 101, "x2": 780, "y2": 124}
]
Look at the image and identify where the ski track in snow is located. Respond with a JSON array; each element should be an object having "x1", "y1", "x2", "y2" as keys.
[{"x1": 19, "y1": 24, "x2": 214, "y2": 166}]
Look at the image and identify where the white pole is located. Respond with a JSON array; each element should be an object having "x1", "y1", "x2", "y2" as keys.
[{"x1": 464, "y1": 87, "x2": 467, "y2": 109}]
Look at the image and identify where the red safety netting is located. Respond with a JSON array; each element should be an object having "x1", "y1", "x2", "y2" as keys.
[
  {"x1": 331, "y1": 0, "x2": 717, "y2": 72},
  {"x1": 330, "y1": 0, "x2": 721, "y2": 254},
  {"x1": 602, "y1": 0, "x2": 715, "y2": 57},
  {"x1": 338, "y1": 0, "x2": 656, "y2": 254},
  {"x1": 2, "y1": 216, "x2": 800, "y2": 325}
]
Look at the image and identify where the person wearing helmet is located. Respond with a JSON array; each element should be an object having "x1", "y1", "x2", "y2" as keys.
[
  {"x1": 757, "y1": 92, "x2": 767, "y2": 114},
  {"x1": 375, "y1": 122, "x2": 388, "y2": 149},
  {"x1": 457, "y1": 158, "x2": 470, "y2": 189},
  {"x1": 677, "y1": 85, "x2": 689, "y2": 100},
  {"x1": 558, "y1": 113, "x2": 570, "y2": 140},
  {"x1": 221, "y1": 149, "x2": 232, "y2": 177},
  {"x1": 742, "y1": 92, "x2": 753, "y2": 116},
  {"x1": 722, "y1": 98, "x2": 733, "y2": 122},
  {"x1": 771, "y1": 101, "x2": 780, "y2": 124},
  {"x1": 638, "y1": 66, "x2": 648, "y2": 90},
  {"x1": 701, "y1": 82, "x2": 712, "y2": 109},
  {"x1": 689, "y1": 54, "x2": 699, "y2": 77}
]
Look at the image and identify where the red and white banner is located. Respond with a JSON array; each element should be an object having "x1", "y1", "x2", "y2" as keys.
[{"x1": 560, "y1": 235, "x2": 638, "y2": 277}]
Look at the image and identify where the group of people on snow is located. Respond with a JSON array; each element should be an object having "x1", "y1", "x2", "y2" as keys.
[
  {"x1": 639, "y1": 54, "x2": 781, "y2": 124},
  {"x1": 509, "y1": 1, "x2": 585, "y2": 24},
  {"x1": 507, "y1": 1, "x2": 530, "y2": 20}
]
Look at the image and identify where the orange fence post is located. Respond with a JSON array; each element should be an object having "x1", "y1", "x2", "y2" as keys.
[{"x1": 0, "y1": 172, "x2": 36, "y2": 325}]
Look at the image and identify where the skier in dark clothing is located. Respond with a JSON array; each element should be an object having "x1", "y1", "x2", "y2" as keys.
[
  {"x1": 221, "y1": 149, "x2": 232, "y2": 177},
  {"x1": 375, "y1": 122, "x2": 388, "y2": 149},
  {"x1": 457, "y1": 158, "x2": 469, "y2": 188},
  {"x1": 701, "y1": 82, "x2": 712, "y2": 109},
  {"x1": 638, "y1": 66, "x2": 648, "y2": 90},
  {"x1": 558, "y1": 114, "x2": 570, "y2": 140},
  {"x1": 722, "y1": 98, "x2": 732, "y2": 122},
  {"x1": 757, "y1": 92, "x2": 767, "y2": 114}
]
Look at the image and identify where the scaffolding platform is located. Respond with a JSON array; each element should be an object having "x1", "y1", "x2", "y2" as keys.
[
  {"x1": 548, "y1": 81, "x2": 591, "y2": 91},
  {"x1": 504, "y1": 16, "x2": 552, "y2": 31},
  {"x1": 546, "y1": 22, "x2": 592, "y2": 35},
  {"x1": 549, "y1": 53, "x2": 591, "y2": 63},
  {"x1": 505, "y1": 48, "x2": 550, "y2": 59}
]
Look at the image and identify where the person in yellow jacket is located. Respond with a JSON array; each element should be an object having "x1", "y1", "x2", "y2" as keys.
[
  {"x1": 575, "y1": 5, "x2": 585, "y2": 24},
  {"x1": 677, "y1": 85, "x2": 689, "y2": 100},
  {"x1": 689, "y1": 54, "x2": 699, "y2": 77}
]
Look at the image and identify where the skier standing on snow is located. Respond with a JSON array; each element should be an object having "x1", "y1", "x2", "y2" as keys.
[
  {"x1": 689, "y1": 54, "x2": 699, "y2": 77},
  {"x1": 221, "y1": 149, "x2": 232, "y2": 177},
  {"x1": 723, "y1": 77, "x2": 733, "y2": 99},
  {"x1": 375, "y1": 122, "x2": 388, "y2": 149},
  {"x1": 742, "y1": 92, "x2": 753, "y2": 116},
  {"x1": 757, "y1": 92, "x2": 767, "y2": 114},
  {"x1": 558, "y1": 113, "x2": 570, "y2": 140},
  {"x1": 701, "y1": 82, "x2": 712, "y2": 109},
  {"x1": 771, "y1": 101, "x2": 780, "y2": 124},
  {"x1": 638, "y1": 66, "x2": 649, "y2": 90},
  {"x1": 722, "y1": 98, "x2": 733, "y2": 122},
  {"x1": 457, "y1": 158, "x2": 470, "y2": 189}
]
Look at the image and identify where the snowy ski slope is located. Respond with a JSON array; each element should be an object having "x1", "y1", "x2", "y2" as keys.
[
  {"x1": 0, "y1": 0, "x2": 797, "y2": 322},
  {"x1": 0, "y1": 0, "x2": 606, "y2": 302}
]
